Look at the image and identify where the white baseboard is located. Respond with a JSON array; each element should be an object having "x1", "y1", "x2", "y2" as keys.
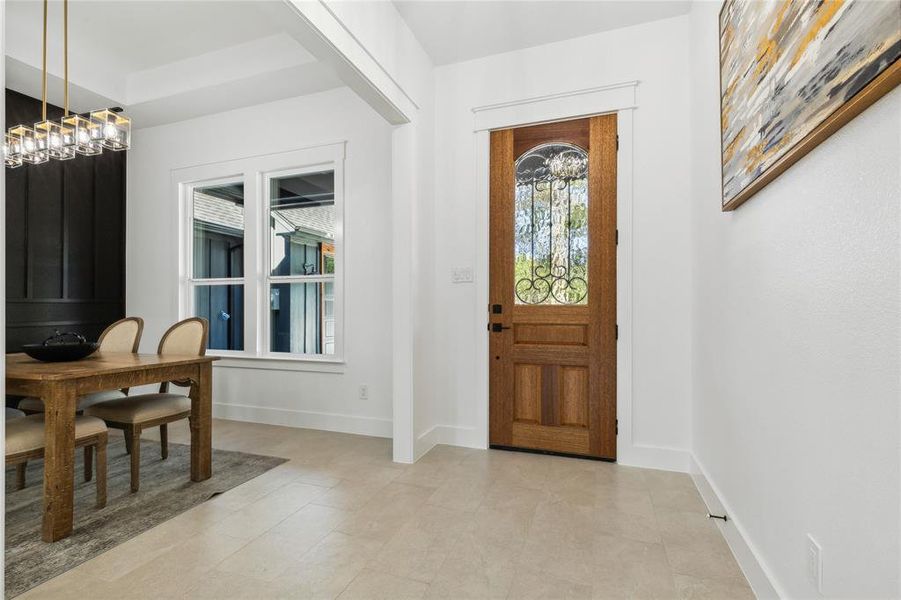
[
  {"x1": 414, "y1": 424, "x2": 484, "y2": 461},
  {"x1": 416, "y1": 427, "x2": 689, "y2": 470},
  {"x1": 414, "y1": 425, "x2": 441, "y2": 461},
  {"x1": 438, "y1": 425, "x2": 483, "y2": 448},
  {"x1": 213, "y1": 402, "x2": 392, "y2": 438},
  {"x1": 617, "y1": 443, "x2": 691, "y2": 472},
  {"x1": 690, "y1": 455, "x2": 783, "y2": 599}
]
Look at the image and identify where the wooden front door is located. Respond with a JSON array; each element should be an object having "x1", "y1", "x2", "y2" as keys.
[{"x1": 488, "y1": 115, "x2": 617, "y2": 460}]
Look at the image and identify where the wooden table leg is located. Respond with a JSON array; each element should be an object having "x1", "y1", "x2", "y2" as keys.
[
  {"x1": 42, "y1": 381, "x2": 77, "y2": 542},
  {"x1": 190, "y1": 362, "x2": 212, "y2": 481}
]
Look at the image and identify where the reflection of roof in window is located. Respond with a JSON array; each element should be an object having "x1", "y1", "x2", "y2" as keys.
[
  {"x1": 194, "y1": 191, "x2": 335, "y2": 241},
  {"x1": 277, "y1": 205, "x2": 335, "y2": 240},
  {"x1": 193, "y1": 192, "x2": 245, "y2": 234}
]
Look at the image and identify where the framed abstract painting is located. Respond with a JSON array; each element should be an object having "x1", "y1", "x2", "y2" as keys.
[{"x1": 719, "y1": 0, "x2": 901, "y2": 210}]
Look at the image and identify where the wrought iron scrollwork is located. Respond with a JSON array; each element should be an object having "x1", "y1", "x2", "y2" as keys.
[{"x1": 514, "y1": 143, "x2": 589, "y2": 305}]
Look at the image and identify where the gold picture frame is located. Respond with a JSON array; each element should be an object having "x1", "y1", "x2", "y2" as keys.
[{"x1": 720, "y1": 0, "x2": 901, "y2": 211}]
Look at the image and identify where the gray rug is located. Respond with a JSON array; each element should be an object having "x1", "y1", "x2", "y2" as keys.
[{"x1": 5, "y1": 438, "x2": 286, "y2": 598}]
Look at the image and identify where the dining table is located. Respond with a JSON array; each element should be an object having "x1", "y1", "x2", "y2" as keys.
[{"x1": 5, "y1": 352, "x2": 218, "y2": 542}]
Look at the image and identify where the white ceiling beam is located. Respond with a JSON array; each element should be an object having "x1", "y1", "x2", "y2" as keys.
[{"x1": 280, "y1": 0, "x2": 419, "y2": 125}]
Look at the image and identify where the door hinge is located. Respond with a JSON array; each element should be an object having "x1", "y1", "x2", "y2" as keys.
[
  {"x1": 616, "y1": 135, "x2": 619, "y2": 150},
  {"x1": 615, "y1": 324, "x2": 619, "y2": 340},
  {"x1": 615, "y1": 419, "x2": 619, "y2": 435},
  {"x1": 615, "y1": 229, "x2": 619, "y2": 245}
]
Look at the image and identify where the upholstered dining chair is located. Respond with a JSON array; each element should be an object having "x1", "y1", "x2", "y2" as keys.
[
  {"x1": 85, "y1": 317, "x2": 208, "y2": 493},
  {"x1": 6, "y1": 414, "x2": 108, "y2": 508},
  {"x1": 18, "y1": 317, "x2": 145, "y2": 414}
]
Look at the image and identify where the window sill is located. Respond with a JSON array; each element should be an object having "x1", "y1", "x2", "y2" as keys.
[{"x1": 210, "y1": 353, "x2": 346, "y2": 374}]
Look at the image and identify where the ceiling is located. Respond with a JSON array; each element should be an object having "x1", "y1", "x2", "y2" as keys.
[
  {"x1": 393, "y1": 0, "x2": 692, "y2": 65},
  {"x1": 4, "y1": 0, "x2": 693, "y2": 127},
  {"x1": 7, "y1": 1, "x2": 292, "y2": 73},
  {"x1": 4, "y1": 0, "x2": 343, "y2": 128}
]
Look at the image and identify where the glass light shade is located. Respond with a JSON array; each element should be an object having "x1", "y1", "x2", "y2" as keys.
[
  {"x1": 35, "y1": 120, "x2": 76, "y2": 161},
  {"x1": 62, "y1": 114, "x2": 103, "y2": 156},
  {"x1": 91, "y1": 109, "x2": 131, "y2": 151},
  {"x1": 5, "y1": 132, "x2": 23, "y2": 168},
  {"x1": 547, "y1": 151, "x2": 587, "y2": 181},
  {"x1": 10, "y1": 125, "x2": 48, "y2": 165}
]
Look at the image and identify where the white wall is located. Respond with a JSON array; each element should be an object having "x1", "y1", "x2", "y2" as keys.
[
  {"x1": 423, "y1": 15, "x2": 694, "y2": 467},
  {"x1": 126, "y1": 87, "x2": 396, "y2": 437},
  {"x1": 689, "y1": 2, "x2": 901, "y2": 598}
]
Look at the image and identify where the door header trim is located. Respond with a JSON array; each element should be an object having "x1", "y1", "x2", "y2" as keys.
[{"x1": 472, "y1": 80, "x2": 639, "y2": 132}]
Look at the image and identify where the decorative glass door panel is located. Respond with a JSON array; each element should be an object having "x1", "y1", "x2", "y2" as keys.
[{"x1": 514, "y1": 143, "x2": 589, "y2": 305}]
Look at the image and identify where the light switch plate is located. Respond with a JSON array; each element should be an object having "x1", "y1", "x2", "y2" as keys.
[{"x1": 451, "y1": 267, "x2": 474, "y2": 283}]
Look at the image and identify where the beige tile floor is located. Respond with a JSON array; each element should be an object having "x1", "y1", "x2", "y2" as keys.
[{"x1": 20, "y1": 420, "x2": 754, "y2": 600}]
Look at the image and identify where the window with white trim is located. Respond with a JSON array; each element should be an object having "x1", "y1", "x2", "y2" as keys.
[{"x1": 179, "y1": 144, "x2": 344, "y2": 362}]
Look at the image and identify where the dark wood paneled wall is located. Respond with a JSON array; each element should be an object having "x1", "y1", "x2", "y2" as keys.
[{"x1": 5, "y1": 89, "x2": 126, "y2": 352}]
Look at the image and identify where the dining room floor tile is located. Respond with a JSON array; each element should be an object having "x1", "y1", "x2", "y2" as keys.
[{"x1": 19, "y1": 419, "x2": 752, "y2": 599}]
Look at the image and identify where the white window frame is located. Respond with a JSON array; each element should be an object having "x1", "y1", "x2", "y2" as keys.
[
  {"x1": 183, "y1": 173, "x2": 248, "y2": 358},
  {"x1": 174, "y1": 143, "x2": 346, "y2": 366}
]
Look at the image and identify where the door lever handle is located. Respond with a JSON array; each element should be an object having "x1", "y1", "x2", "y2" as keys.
[{"x1": 490, "y1": 323, "x2": 511, "y2": 333}]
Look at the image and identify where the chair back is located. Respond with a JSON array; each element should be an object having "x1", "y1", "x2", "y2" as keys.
[
  {"x1": 98, "y1": 317, "x2": 144, "y2": 353},
  {"x1": 158, "y1": 317, "x2": 208, "y2": 356},
  {"x1": 157, "y1": 318, "x2": 209, "y2": 391}
]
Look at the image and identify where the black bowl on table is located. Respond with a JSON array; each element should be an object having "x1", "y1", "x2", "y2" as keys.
[{"x1": 22, "y1": 331, "x2": 100, "y2": 363}]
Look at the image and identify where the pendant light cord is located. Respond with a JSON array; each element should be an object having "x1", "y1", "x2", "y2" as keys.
[
  {"x1": 41, "y1": 0, "x2": 47, "y2": 121},
  {"x1": 64, "y1": 0, "x2": 68, "y2": 116}
]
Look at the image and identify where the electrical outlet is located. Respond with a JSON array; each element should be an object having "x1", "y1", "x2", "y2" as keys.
[
  {"x1": 807, "y1": 534, "x2": 822, "y2": 594},
  {"x1": 359, "y1": 385, "x2": 369, "y2": 400}
]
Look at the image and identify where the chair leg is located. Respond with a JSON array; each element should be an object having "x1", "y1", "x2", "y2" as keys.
[
  {"x1": 96, "y1": 436, "x2": 107, "y2": 508},
  {"x1": 84, "y1": 445, "x2": 94, "y2": 482},
  {"x1": 129, "y1": 427, "x2": 141, "y2": 493},
  {"x1": 15, "y1": 462, "x2": 26, "y2": 490},
  {"x1": 124, "y1": 426, "x2": 133, "y2": 455},
  {"x1": 160, "y1": 423, "x2": 168, "y2": 460}
]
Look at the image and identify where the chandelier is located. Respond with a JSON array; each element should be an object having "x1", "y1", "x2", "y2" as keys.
[
  {"x1": 546, "y1": 150, "x2": 587, "y2": 181},
  {"x1": 4, "y1": 0, "x2": 131, "y2": 169}
]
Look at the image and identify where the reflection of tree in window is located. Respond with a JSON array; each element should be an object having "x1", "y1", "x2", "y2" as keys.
[{"x1": 514, "y1": 143, "x2": 589, "y2": 305}]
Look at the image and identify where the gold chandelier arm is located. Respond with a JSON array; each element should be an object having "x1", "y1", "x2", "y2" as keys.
[{"x1": 41, "y1": 0, "x2": 48, "y2": 121}]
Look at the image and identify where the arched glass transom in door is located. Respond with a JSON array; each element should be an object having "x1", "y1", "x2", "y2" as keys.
[{"x1": 514, "y1": 142, "x2": 589, "y2": 305}]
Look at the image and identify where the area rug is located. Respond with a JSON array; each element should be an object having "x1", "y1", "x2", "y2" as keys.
[{"x1": 5, "y1": 438, "x2": 286, "y2": 598}]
